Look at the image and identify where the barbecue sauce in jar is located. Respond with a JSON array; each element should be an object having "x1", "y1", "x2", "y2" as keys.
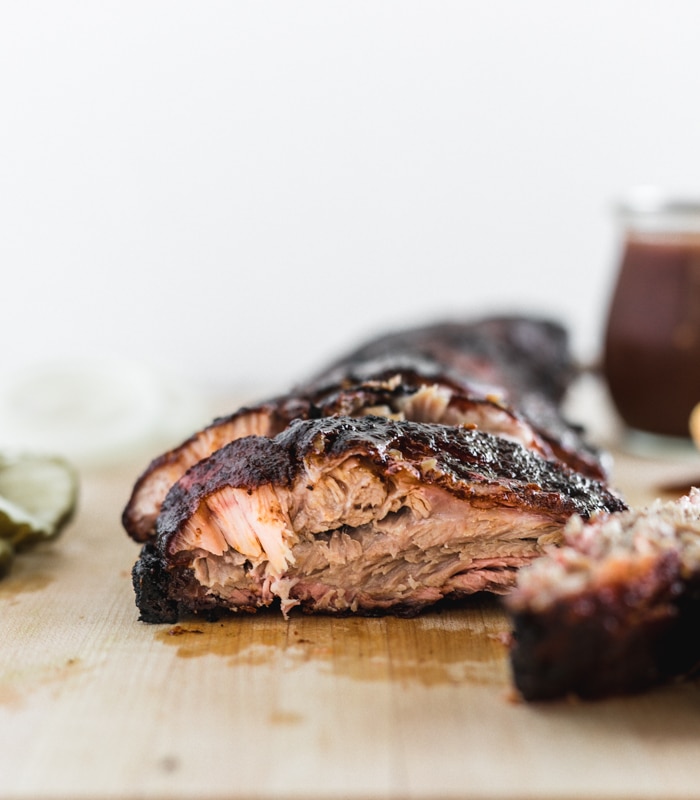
[{"x1": 603, "y1": 193, "x2": 700, "y2": 439}]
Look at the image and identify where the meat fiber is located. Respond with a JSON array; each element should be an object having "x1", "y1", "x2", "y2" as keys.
[
  {"x1": 132, "y1": 416, "x2": 626, "y2": 623},
  {"x1": 506, "y1": 489, "x2": 700, "y2": 701},
  {"x1": 122, "y1": 316, "x2": 607, "y2": 543}
]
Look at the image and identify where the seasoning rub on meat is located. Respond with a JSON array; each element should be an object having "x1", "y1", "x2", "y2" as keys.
[{"x1": 132, "y1": 416, "x2": 625, "y2": 623}]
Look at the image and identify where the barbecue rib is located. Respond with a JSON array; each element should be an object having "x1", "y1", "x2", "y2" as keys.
[
  {"x1": 506, "y1": 489, "x2": 700, "y2": 701},
  {"x1": 123, "y1": 316, "x2": 607, "y2": 543},
  {"x1": 132, "y1": 416, "x2": 625, "y2": 623}
]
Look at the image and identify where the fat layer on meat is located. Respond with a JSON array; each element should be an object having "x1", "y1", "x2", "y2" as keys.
[{"x1": 132, "y1": 416, "x2": 625, "y2": 623}]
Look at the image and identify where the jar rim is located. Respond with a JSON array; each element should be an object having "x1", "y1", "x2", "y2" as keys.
[{"x1": 617, "y1": 186, "x2": 700, "y2": 217}]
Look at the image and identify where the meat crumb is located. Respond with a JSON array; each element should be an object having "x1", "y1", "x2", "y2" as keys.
[{"x1": 167, "y1": 625, "x2": 203, "y2": 636}]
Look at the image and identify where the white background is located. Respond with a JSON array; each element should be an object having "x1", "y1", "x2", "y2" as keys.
[{"x1": 3, "y1": 1, "x2": 700, "y2": 396}]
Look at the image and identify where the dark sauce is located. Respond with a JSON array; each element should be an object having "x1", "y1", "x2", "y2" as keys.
[{"x1": 604, "y1": 235, "x2": 700, "y2": 437}]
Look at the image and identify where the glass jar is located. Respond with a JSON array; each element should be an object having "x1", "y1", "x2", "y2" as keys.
[{"x1": 603, "y1": 189, "x2": 700, "y2": 440}]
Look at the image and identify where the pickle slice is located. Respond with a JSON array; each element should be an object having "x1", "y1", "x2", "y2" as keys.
[{"x1": 0, "y1": 454, "x2": 78, "y2": 576}]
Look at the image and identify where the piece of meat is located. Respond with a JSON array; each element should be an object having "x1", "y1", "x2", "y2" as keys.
[
  {"x1": 300, "y1": 316, "x2": 574, "y2": 402},
  {"x1": 505, "y1": 489, "x2": 700, "y2": 701},
  {"x1": 122, "y1": 380, "x2": 558, "y2": 544},
  {"x1": 123, "y1": 316, "x2": 606, "y2": 543},
  {"x1": 132, "y1": 416, "x2": 626, "y2": 624}
]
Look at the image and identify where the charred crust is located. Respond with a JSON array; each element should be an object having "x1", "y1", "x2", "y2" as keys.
[
  {"x1": 276, "y1": 416, "x2": 624, "y2": 519},
  {"x1": 300, "y1": 316, "x2": 575, "y2": 404},
  {"x1": 132, "y1": 544, "x2": 235, "y2": 624},
  {"x1": 132, "y1": 544, "x2": 180, "y2": 624},
  {"x1": 156, "y1": 436, "x2": 295, "y2": 540},
  {"x1": 181, "y1": 435, "x2": 294, "y2": 493}
]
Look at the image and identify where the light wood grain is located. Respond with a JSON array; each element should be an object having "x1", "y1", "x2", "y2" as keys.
[{"x1": 2, "y1": 383, "x2": 700, "y2": 800}]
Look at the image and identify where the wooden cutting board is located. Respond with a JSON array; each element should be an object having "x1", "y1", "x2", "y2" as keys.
[{"x1": 2, "y1": 383, "x2": 700, "y2": 800}]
